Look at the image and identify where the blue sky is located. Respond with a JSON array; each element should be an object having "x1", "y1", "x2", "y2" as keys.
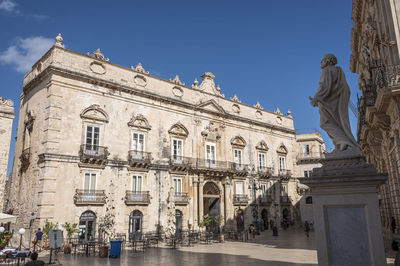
[{"x1": 0, "y1": 0, "x2": 358, "y2": 173}]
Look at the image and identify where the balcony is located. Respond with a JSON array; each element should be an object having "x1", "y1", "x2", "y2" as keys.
[
  {"x1": 232, "y1": 163, "x2": 249, "y2": 177},
  {"x1": 195, "y1": 159, "x2": 233, "y2": 175},
  {"x1": 125, "y1": 191, "x2": 150, "y2": 205},
  {"x1": 280, "y1": 195, "x2": 292, "y2": 205},
  {"x1": 174, "y1": 192, "x2": 189, "y2": 205},
  {"x1": 296, "y1": 152, "x2": 325, "y2": 164},
  {"x1": 258, "y1": 166, "x2": 273, "y2": 178},
  {"x1": 169, "y1": 156, "x2": 193, "y2": 172},
  {"x1": 128, "y1": 150, "x2": 152, "y2": 168},
  {"x1": 259, "y1": 195, "x2": 273, "y2": 205},
  {"x1": 79, "y1": 144, "x2": 109, "y2": 165},
  {"x1": 233, "y1": 194, "x2": 249, "y2": 205},
  {"x1": 278, "y1": 169, "x2": 292, "y2": 178},
  {"x1": 74, "y1": 189, "x2": 106, "y2": 205},
  {"x1": 20, "y1": 147, "x2": 31, "y2": 171}
]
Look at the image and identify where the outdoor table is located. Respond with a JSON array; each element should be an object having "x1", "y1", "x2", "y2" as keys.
[{"x1": 132, "y1": 239, "x2": 146, "y2": 252}]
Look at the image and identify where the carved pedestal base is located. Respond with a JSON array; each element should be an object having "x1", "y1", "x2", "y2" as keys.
[{"x1": 300, "y1": 155, "x2": 387, "y2": 266}]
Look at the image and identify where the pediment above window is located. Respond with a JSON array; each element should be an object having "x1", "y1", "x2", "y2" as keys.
[
  {"x1": 230, "y1": 136, "x2": 246, "y2": 148},
  {"x1": 168, "y1": 122, "x2": 189, "y2": 137},
  {"x1": 277, "y1": 143, "x2": 288, "y2": 155},
  {"x1": 196, "y1": 99, "x2": 226, "y2": 115},
  {"x1": 80, "y1": 104, "x2": 109, "y2": 123},
  {"x1": 256, "y1": 140, "x2": 269, "y2": 151},
  {"x1": 128, "y1": 114, "x2": 151, "y2": 131}
]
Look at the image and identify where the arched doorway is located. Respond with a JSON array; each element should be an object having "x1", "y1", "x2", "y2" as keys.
[
  {"x1": 175, "y1": 210, "x2": 183, "y2": 235},
  {"x1": 129, "y1": 210, "x2": 143, "y2": 240},
  {"x1": 203, "y1": 182, "x2": 221, "y2": 233},
  {"x1": 282, "y1": 208, "x2": 290, "y2": 229},
  {"x1": 261, "y1": 209, "x2": 269, "y2": 230},
  {"x1": 79, "y1": 210, "x2": 96, "y2": 242}
]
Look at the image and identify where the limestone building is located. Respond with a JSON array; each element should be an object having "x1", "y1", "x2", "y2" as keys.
[
  {"x1": 6, "y1": 35, "x2": 321, "y2": 240},
  {"x1": 0, "y1": 98, "x2": 14, "y2": 210},
  {"x1": 294, "y1": 132, "x2": 325, "y2": 224},
  {"x1": 351, "y1": 0, "x2": 400, "y2": 243}
]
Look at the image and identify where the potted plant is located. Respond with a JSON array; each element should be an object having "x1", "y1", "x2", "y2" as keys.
[
  {"x1": 214, "y1": 215, "x2": 224, "y2": 243},
  {"x1": 0, "y1": 231, "x2": 12, "y2": 250},
  {"x1": 63, "y1": 222, "x2": 79, "y2": 254},
  {"x1": 199, "y1": 216, "x2": 212, "y2": 241}
]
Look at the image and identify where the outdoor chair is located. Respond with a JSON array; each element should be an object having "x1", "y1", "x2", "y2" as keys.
[{"x1": 115, "y1": 233, "x2": 126, "y2": 250}]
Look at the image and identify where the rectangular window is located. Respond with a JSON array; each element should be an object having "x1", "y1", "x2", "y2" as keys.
[
  {"x1": 85, "y1": 125, "x2": 100, "y2": 149},
  {"x1": 132, "y1": 175, "x2": 143, "y2": 192},
  {"x1": 132, "y1": 132, "x2": 145, "y2": 151},
  {"x1": 279, "y1": 156, "x2": 286, "y2": 174},
  {"x1": 281, "y1": 184, "x2": 287, "y2": 196},
  {"x1": 234, "y1": 149, "x2": 242, "y2": 169},
  {"x1": 260, "y1": 184, "x2": 266, "y2": 196},
  {"x1": 173, "y1": 178, "x2": 182, "y2": 193},
  {"x1": 235, "y1": 182, "x2": 243, "y2": 195},
  {"x1": 205, "y1": 142, "x2": 216, "y2": 167},
  {"x1": 84, "y1": 172, "x2": 97, "y2": 191},
  {"x1": 172, "y1": 138, "x2": 183, "y2": 158},
  {"x1": 303, "y1": 144, "x2": 310, "y2": 156},
  {"x1": 304, "y1": 171, "x2": 312, "y2": 177},
  {"x1": 258, "y1": 153, "x2": 266, "y2": 170}
]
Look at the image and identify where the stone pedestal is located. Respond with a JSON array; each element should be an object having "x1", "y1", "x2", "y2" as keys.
[{"x1": 300, "y1": 154, "x2": 387, "y2": 266}]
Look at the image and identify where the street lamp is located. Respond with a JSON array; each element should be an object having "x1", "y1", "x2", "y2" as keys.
[
  {"x1": 0, "y1": 227, "x2": 5, "y2": 233},
  {"x1": 17, "y1": 228, "x2": 25, "y2": 266},
  {"x1": 248, "y1": 179, "x2": 261, "y2": 234}
]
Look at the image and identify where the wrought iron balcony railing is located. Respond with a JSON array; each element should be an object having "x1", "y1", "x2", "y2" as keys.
[
  {"x1": 170, "y1": 155, "x2": 194, "y2": 166},
  {"x1": 233, "y1": 194, "x2": 249, "y2": 205},
  {"x1": 128, "y1": 150, "x2": 152, "y2": 168},
  {"x1": 125, "y1": 191, "x2": 150, "y2": 205},
  {"x1": 296, "y1": 152, "x2": 325, "y2": 161},
  {"x1": 260, "y1": 195, "x2": 273, "y2": 205},
  {"x1": 278, "y1": 169, "x2": 292, "y2": 177},
  {"x1": 79, "y1": 144, "x2": 109, "y2": 163},
  {"x1": 195, "y1": 159, "x2": 233, "y2": 171},
  {"x1": 280, "y1": 195, "x2": 292, "y2": 204},
  {"x1": 174, "y1": 192, "x2": 189, "y2": 204},
  {"x1": 373, "y1": 64, "x2": 400, "y2": 92},
  {"x1": 74, "y1": 189, "x2": 106, "y2": 205},
  {"x1": 258, "y1": 166, "x2": 273, "y2": 177}
]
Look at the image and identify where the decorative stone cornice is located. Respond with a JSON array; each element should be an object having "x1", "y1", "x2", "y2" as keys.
[
  {"x1": 231, "y1": 94, "x2": 241, "y2": 103},
  {"x1": 254, "y1": 101, "x2": 263, "y2": 110},
  {"x1": 131, "y1": 63, "x2": 149, "y2": 74},
  {"x1": 0, "y1": 97, "x2": 14, "y2": 117},
  {"x1": 170, "y1": 75, "x2": 184, "y2": 86}
]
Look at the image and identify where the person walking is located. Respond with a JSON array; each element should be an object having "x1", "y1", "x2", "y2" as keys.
[
  {"x1": 34, "y1": 228, "x2": 43, "y2": 252},
  {"x1": 304, "y1": 221, "x2": 310, "y2": 238},
  {"x1": 251, "y1": 224, "x2": 256, "y2": 239}
]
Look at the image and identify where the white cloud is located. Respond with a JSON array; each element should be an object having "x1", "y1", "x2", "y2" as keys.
[
  {"x1": 0, "y1": 0, "x2": 17, "y2": 12},
  {"x1": 0, "y1": 36, "x2": 54, "y2": 73}
]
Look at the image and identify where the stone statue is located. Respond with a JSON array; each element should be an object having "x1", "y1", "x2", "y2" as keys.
[{"x1": 309, "y1": 54, "x2": 360, "y2": 154}]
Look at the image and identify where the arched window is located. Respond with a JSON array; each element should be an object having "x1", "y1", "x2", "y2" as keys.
[
  {"x1": 129, "y1": 210, "x2": 143, "y2": 240},
  {"x1": 175, "y1": 210, "x2": 183, "y2": 234}
]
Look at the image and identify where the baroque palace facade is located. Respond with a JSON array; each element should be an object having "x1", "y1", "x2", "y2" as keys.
[
  {"x1": 351, "y1": 0, "x2": 400, "y2": 243},
  {"x1": 6, "y1": 35, "x2": 324, "y2": 240}
]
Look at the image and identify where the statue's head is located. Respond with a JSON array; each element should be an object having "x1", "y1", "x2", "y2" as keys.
[{"x1": 321, "y1": 54, "x2": 337, "y2": 69}]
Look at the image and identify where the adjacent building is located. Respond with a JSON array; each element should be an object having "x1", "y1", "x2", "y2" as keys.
[
  {"x1": 6, "y1": 35, "x2": 323, "y2": 240},
  {"x1": 351, "y1": 0, "x2": 400, "y2": 244},
  {"x1": 0, "y1": 98, "x2": 15, "y2": 210}
]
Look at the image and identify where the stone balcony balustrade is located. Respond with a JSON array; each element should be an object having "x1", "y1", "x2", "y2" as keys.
[
  {"x1": 296, "y1": 152, "x2": 325, "y2": 164},
  {"x1": 125, "y1": 191, "x2": 150, "y2": 205},
  {"x1": 74, "y1": 189, "x2": 106, "y2": 205}
]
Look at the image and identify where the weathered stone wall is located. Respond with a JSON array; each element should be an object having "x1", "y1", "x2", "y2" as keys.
[
  {"x1": 8, "y1": 42, "x2": 320, "y2": 239},
  {"x1": 0, "y1": 98, "x2": 14, "y2": 210}
]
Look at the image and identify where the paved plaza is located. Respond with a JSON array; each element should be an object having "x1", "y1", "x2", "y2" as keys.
[{"x1": 34, "y1": 229, "x2": 395, "y2": 266}]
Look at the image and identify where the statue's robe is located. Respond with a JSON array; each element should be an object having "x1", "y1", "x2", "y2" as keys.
[{"x1": 314, "y1": 65, "x2": 358, "y2": 150}]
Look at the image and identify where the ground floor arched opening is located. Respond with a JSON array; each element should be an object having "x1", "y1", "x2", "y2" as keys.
[
  {"x1": 79, "y1": 210, "x2": 96, "y2": 242},
  {"x1": 261, "y1": 209, "x2": 269, "y2": 230},
  {"x1": 129, "y1": 210, "x2": 143, "y2": 240},
  {"x1": 203, "y1": 182, "x2": 221, "y2": 233}
]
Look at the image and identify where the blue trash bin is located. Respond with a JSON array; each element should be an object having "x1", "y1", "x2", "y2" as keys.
[{"x1": 109, "y1": 240, "x2": 123, "y2": 258}]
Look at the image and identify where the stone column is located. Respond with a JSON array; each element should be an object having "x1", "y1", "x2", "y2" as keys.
[
  {"x1": 219, "y1": 181, "x2": 225, "y2": 224},
  {"x1": 198, "y1": 174, "x2": 204, "y2": 223},
  {"x1": 192, "y1": 176, "x2": 198, "y2": 228},
  {"x1": 301, "y1": 154, "x2": 387, "y2": 266}
]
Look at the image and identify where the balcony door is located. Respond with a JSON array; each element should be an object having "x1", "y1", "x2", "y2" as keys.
[
  {"x1": 85, "y1": 125, "x2": 100, "y2": 154},
  {"x1": 260, "y1": 184, "x2": 266, "y2": 197},
  {"x1": 279, "y1": 156, "x2": 286, "y2": 175},
  {"x1": 205, "y1": 142, "x2": 216, "y2": 168},
  {"x1": 131, "y1": 175, "x2": 143, "y2": 201},
  {"x1": 258, "y1": 153, "x2": 266, "y2": 171},
  {"x1": 83, "y1": 173, "x2": 97, "y2": 201},
  {"x1": 132, "y1": 132, "x2": 145, "y2": 159},
  {"x1": 172, "y1": 138, "x2": 183, "y2": 163},
  {"x1": 235, "y1": 182, "x2": 243, "y2": 195},
  {"x1": 234, "y1": 149, "x2": 243, "y2": 170}
]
